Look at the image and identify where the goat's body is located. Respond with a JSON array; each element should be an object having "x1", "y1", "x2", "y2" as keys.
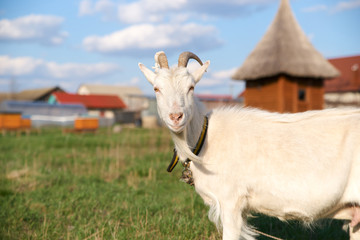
[
  {"x1": 139, "y1": 51, "x2": 360, "y2": 240},
  {"x1": 189, "y1": 107, "x2": 360, "y2": 239}
]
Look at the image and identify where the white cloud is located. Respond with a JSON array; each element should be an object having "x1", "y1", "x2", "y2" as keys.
[
  {"x1": 197, "y1": 68, "x2": 245, "y2": 96},
  {"x1": 79, "y1": 0, "x2": 275, "y2": 56},
  {"x1": 332, "y1": 0, "x2": 360, "y2": 12},
  {"x1": 0, "y1": 56, "x2": 43, "y2": 76},
  {"x1": 0, "y1": 55, "x2": 120, "y2": 79},
  {"x1": 198, "y1": 67, "x2": 237, "y2": 87},
  {"x1": 80, "y1": 0, "x2": 277, "y2": 24},
  {"x1": 0, "y1": 14, "x2": 68, "y2": 45},
  {"x1": 198, "y1": 77, "x2": 224, "y2": 87},
  {"x1": 212, "y1": 67, "x2": 237, "y2": 79},
  {"x1": 302, "y1": 4, "x2": 328, "y2": 13},
  {"x1": 83, "y1": 23, "x2": 222, "y2": 55},
  {"x1": 130, "y1": 77, "x2": 140, "y2": 85},
  {"x1": 79, "y1": 0, "x2": 117, "y2": 20},
  {"x1": 117, "y1": 0, "x2": 187, "y2": 24},
  {"x1": 44, "y1": 62, "x2": 120, "y2": 79},
  {"x1": 303, "y1": 0, "x2": 360, "y2": 14},
  {"x1": 79, "y1": 0, "x2": 93, "y2": 16}
]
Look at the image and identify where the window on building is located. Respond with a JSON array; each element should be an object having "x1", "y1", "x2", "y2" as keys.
[{"x1": 298, "y1": 88, "x2": 306, "y2": 101}]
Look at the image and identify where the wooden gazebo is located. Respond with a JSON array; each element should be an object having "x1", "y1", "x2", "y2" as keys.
[{"x1": 232, "y1": 0, "x2": 339, "y2": 113}]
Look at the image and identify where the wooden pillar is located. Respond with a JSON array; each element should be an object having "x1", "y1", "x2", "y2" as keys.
[
  {"x1": 292, "y1": 77, "x2": 298, "y2": 113},
  {"x1": 278, "y1": 75, "x2": 285, "y2": 113}
]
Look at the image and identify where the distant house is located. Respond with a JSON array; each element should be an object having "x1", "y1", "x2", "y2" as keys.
[
  {"x1": 16, "y1": 86, "x2": 65, "y2": 102},
  {"x1": 232, "y1": 0, "x2": 339, "y2": 113},
  {"x1": 77, "y1": 84, "x2": 147, "y2": 112},
  {"x1": 0, "y1": 92, "x2": 12, "y2": 105},
  {"x1": 141, "y1": 96, "x2": 162, "y2": 128},
  {"x1": 50, "y1": 92, "x2": 127, "y2": 125},
  {"x1": 0, "y1": 86, "x2": 65, "y2": 104},
  {"x1": 0, "y1": 100, "x2": 87, "y2": 127},
  {"x1": 325, "y1": 55, "x2": 360, "y2": 108}
]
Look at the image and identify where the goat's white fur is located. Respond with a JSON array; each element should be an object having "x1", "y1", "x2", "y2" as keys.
[{"x1": 139, "y1": 51, "x2": 360, "y2": 240}]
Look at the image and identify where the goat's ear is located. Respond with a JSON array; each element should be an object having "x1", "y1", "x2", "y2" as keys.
[
  {"x1": 192, "y1": 60, "x2": 210, "y2": 84},
  {"x1": 138, "y1": 63, "x2": 156, "y2": 85}
]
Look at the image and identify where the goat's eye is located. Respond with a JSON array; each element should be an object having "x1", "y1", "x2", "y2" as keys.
[
  {"x1": 154, "y1": 87, "x2": 160, "y2": 93},
  {"x1": 188, "y1": 86, "x2": 195, "y2": 92}
]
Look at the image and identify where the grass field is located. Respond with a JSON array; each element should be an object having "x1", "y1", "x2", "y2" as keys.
[{"x1": 0, "y1": 127, "x2": 349, "y2": 240}]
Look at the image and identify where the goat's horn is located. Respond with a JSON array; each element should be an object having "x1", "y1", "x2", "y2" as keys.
[
  {"x1": 178, "y1": 51, "x2": 203, "y2": 68},
  {"x1": 156, "y1": 51, "x2": 169, "y2": 69}
]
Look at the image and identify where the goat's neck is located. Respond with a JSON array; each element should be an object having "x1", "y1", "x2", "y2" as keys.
[
  {"x1": 171, "y1": 98, "x2": 207, "y2": 162},
  {"x1": 187, "y1": 98, "x2": 207, "y2": 148}
]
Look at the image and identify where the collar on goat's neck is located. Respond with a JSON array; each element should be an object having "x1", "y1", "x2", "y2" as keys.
[{"x1": 167, "y1": 115, "x2": 208, "y2": 172}]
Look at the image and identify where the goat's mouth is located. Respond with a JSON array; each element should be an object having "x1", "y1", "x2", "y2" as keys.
[{"x1": 168, "y1": 124, "x2": 185, "y2": 133}]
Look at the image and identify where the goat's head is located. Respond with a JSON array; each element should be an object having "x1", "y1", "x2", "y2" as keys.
[{"x1": 139, "y1": 51, "x2": 210, "y2": 133}]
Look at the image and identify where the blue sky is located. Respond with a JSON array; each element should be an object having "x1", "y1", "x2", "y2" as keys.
[{"x1": 0, "y1": 0, "x2": 359, "y2": 97}]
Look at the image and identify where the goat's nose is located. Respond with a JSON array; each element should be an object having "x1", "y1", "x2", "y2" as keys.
[{"x1": 169, "y1": 112, "x2": 183, "y2": 122}]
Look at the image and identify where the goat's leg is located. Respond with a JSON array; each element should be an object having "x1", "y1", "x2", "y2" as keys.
[
  {"x1": 221, "y1": 206, "x2": 255, "y2": 240},
  {"x1": 349, "y1": 206, "x2": 360, "y2": 240},
  {"x1": 350, "y1": 224, "x2": 360, "y2": 240},
  {"x1": 222, "y1": 208, "x2": 242, "y2": 240}
]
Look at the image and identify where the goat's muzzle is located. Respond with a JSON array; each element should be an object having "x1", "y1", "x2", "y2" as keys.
[{"x1": 169, "y1": 112, "x2": 183, "y2": 124}]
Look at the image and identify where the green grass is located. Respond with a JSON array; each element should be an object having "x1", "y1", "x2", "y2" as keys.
[{"x1": 0, "y1": 128, "x2": 348, "y2": 239}]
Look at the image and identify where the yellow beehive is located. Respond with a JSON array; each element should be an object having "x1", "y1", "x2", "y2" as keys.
[
  {"x1": 21, "y1": 118, "x2": 32, "y2": 129},
  {"x1": 0, "y1": 113, "x2": 22, "y2": 129},
  {"x1": 74, "y1": 118, "x2": 99, "y2": 130}
]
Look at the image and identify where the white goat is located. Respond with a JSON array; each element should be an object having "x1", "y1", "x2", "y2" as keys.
[{"x1": 139, "y1": 51, "x2": 360, "y2": 240}]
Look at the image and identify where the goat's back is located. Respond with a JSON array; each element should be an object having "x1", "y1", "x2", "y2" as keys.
[{"x1": 199, "y1": 107, "x2": 360, "y2": 220}]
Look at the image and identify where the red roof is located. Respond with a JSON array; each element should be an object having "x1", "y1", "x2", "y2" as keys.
[
  {"x1": 325, "y1": 55, "x2": 360, "y2": 93},
  {"x1": 52, "y1": 92, "x2": 127, "y2": 109}
]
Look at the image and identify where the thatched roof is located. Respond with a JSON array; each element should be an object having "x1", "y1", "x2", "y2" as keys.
[{"x1": 232, "y1": 0, "x2": 339, "y2": 81}]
